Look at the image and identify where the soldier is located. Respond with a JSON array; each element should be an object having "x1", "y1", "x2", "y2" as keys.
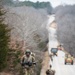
[
  {"x1": 46, "y1": 65, "x2": 55, "y2": 75},
  {"x1": 21, "y1": 49, "x2": 36, "y2": 67}
]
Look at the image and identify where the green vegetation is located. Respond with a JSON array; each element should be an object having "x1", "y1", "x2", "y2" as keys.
[
  {"x1": 13, "y1": 50, "x2": 21, "y2": 67},
  {"x1": 7, "y1": 49, "x2": 22, "y2": 74},
  {"x1": 2, "y1": 0, "x2": 52, "y2": 14},
  {"x1": 18, "y1": 1, "x2": 52, "y2": 9},
  {"x1": 16, "y1": 1, "x2": 52, "y2": 14},
  {"x1": 1, "y1": 0, "x2": 13, "y2": 6},
  {"x1": 0, "y1": 8, "x2": 10, "y2": 71}
]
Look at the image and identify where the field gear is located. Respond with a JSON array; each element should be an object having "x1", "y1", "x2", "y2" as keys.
[
  {"x1": 31, "y1": 52, "x2": 35, "y2": 57},
  {"x1": 21, "y1": 55, "x2": 35, "y2": 65},
  {"x1": 24, "y1": 62, "x2": 35, "y2": 75}
]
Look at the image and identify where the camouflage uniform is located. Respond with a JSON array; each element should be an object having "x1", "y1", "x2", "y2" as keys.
[{"x1": 21, "y1": 54, "x2": 35, "y2": 66}]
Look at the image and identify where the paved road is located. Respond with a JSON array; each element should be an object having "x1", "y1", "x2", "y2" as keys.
[
  {"x1": 49, "y1": 26, "x2": 75, "y2": 75},
  {"x1": 40, "y1": 15, "x2": 56, "y2": 75},
  {"x1": 50, "y1": 50, "x2": 75, "y2": 75}
]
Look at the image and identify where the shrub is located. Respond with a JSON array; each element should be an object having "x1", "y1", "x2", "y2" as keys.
[{"x1": 0, "y1": 7, "x2": 10, "y2": 71}]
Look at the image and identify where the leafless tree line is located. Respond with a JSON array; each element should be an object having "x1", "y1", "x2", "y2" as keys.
[
  {"x1": 55, "y1": 5, "x2": 75, "y2": 56},
  {"x1": 4, "y1": 6, "x2": 48, "y2": 50}
]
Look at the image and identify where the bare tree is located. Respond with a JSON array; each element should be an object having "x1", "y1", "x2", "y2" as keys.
[
  {"x1": 5, "y1": 6, "x2": 48, "y2": 50},
  {"x1": 55, "y1": 5, "x2": 75, "y2": 56}
]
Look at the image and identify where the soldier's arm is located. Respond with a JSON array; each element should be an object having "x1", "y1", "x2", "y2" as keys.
[
  {"x1": 32, "y1": 56, "x2": 36, "y2": 65},
  {"x1": 21, "y1": 55, "x2": 25, "y2": 63}
]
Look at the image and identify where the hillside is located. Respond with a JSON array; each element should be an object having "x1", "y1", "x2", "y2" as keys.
[
  {"x1": 5, "y1": 6, "x2": 48, "y2": 50},
  {"x1": 0, "y1": 4, "x2": 50, "y2": 75},
  {"x1": 54, "y1": 5, "x2": 75, "y2": 56},
  {"x1": 0, "y1": 0, "x2": 53, "y2": 74}
]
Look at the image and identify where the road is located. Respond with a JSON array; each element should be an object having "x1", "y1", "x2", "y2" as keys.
[
  {"x1": 41, "y1": 15, "x2": 75, "y2": 75},
  {"x1": 48, "y1": 22, "x2": 75, "y2": 75},
  {"x1": 50, "y1": 52, "x2": 75, "y2": 75}
]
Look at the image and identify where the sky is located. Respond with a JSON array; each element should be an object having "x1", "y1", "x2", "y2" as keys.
[{"x1": 19, "y1": 0, "x2": 75, "y2": 8}]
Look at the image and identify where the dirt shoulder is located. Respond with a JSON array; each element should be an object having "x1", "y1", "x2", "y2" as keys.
[{"x1": 40, "y1": 51, "x2": 50, "y2": 75}]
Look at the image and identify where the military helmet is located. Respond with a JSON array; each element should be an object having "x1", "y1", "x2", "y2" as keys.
[{"x1": 25, "y1": 49, "x2": 31, "y2": 54}]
